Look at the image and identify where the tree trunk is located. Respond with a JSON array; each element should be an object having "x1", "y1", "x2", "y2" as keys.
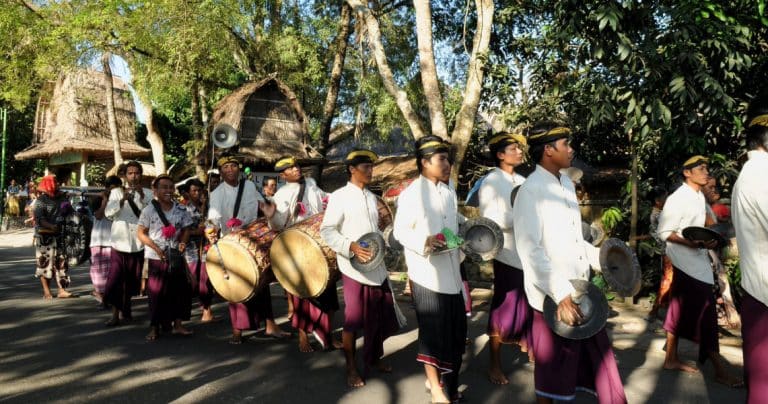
[
  {"x1": 353, "y1": 26, "x2": 367, "y2": 140},
  {"x1": 346, "y1": 0, "x2": 428, "y2": 140},
  {"x1": 102, "y1": 52, "x2": 123, "y2": 165},
  {"x1": 629, "y1": 135, "x2": 638, "y2": 251},
  {"x1": 414, "y1": 0, "x2": 448, "y2": 140},
  {"x1": 198, "y1": 85, "x2": 210, "y2": 129},
  {"x1": 449, "y1": 0, "x2": 494, "y2": 183},
  {"x1": 138, "y1": 95, "x2": 166, "y2": 174},
  {"x1": 190, "y1": 80, "x2": 206, "y2": 180},
  {"x1": 318, "y1": 2, "x2": 353, "y2": 156}
]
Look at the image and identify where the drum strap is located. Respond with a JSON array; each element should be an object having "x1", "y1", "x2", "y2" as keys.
[
  {"x1": 151, "y1": 200, "x2": 171, "y2": 227},
  {"x1": 232, "y1": 180, "x2": 246, "y2": 219},
  {"x1": 293, "y1": 178, "x2": 306, "y2": 217},
  {"x1": 126, "y1": 194, "x2": 142, "y2": 218}
]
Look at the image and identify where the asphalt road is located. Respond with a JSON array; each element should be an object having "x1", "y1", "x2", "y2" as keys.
[{"x1": 0, "y1": 228, "x2": 747, "y2": 403}]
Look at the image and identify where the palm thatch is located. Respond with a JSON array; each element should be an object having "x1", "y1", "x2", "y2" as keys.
[
  {"x1": 320, "y1": 155, "x2": 417, "y2": 194},
  {"x1": 210, "y1": 74, "x2": 322, "y2": 165},
  {"x1": 15, "y1": 69, "x2": 150, "y2": 161}
]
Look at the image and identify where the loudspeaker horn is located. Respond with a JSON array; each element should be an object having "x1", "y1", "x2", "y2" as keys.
[{"x1": 212, "y1": 123, "x2": 238, "y2": 149}]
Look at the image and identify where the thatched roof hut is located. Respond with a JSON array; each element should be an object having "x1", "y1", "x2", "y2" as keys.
[
  {"x1": 325, "y1": 124, "x2": 414, "y2": 160},
  {"x1": 210, "y1": 74, "x2": 322, "y2": 166},
  {"x1": 15, "y1": 69, "x2": 150, "y2": 163}
]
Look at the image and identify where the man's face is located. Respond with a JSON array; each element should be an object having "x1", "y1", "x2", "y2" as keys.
[
  {"x1": 497, "y1": 142, "x2": 525, "y2": 167},
  {"x1": 280, "y1": 165, "x2": 302, "y2": 183},
  {"x1": 220, "y1": 162, "x2": 240, "y2": 185},
  {"x1": 684, "y1": 164, "x2": 710, "y2": 187},
  {"x1": 263, "y1": 179, "x2": 277, "y2": 197},
  {"x1": 350, "y1": 163, "x2": 374, "y2": 185},
  {"x1": 208, "y1": 176, "x2": 220, "y2": 190},
  {"x1": 125, "y1": 166, "x2": 142, "y2": 186},
  {"x1": 422, "y1": 152, "x2": 451, "y2": 183},
  {"x1": 154, "y1": 179, "x2": 175, "y2": 203},
  {"x1": 188, "y1": 185, "x2": 201, "y2": 203},
  {"x1": 546, "y1": 138, "x2": 573, "y2": 170}
]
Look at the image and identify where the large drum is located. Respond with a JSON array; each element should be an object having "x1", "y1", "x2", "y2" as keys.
[
  {"x1": 270, "y1": 196, "x2": 394, "y2": 299},
  {"x1": 206, "y1": 218, "x2": 277, "y2": 303}
]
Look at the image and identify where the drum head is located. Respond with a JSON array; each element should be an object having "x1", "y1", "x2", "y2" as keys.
[
  {"x1": 270, "y1": 229, "x2": 331, "y2": 299},
  {"x1": 543, "y1": 279, "x2": 609, "y2": 340},
  {"x1": 382, "y1": 225, "x2": 403, "y2": 251},
  {"x1": 206, "y1": 240, "x2": 259, "y2": 303},
  {"x1": 599, "y1": 238, "x2": 641, "y2": 297},
  {"x1": 460, "y1": 217, "x2": 503, "y2": 262},
  {"x1": 351, "y1": 232, "x2": 386, "y2": 273},
  {"x1": 682, "y1": 226, "x2": 727, "y2": 247}
]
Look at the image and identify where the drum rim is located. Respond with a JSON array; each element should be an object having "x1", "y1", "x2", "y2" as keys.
[
  {"x1": 206, "y1": 239, "x2": 259, "y2": 303},
  {"x1": 270, "y1": 228, "x2": 331, "y2": 298}
]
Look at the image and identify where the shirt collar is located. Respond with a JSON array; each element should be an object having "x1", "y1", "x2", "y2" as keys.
[{"x1": 748, "y1": 149, "x2": 768, "y2": 161}]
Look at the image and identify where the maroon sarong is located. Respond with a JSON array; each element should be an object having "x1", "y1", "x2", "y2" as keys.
[
  {"x1": 341, "y1": 274, "x2": 399, "y2": 370},
  {"x1": 662, "y1": 266, "x2": 718, "y2": 363},
  {"x1": 188, "y1": 261, "x2": 213, "y2": 308},
  {"x1": 89, "y1": 246, "x2": 111, "y2": 294},
  {"x1": 530, "y1": 310, "x2": 627, "y2": 403},
  {"x1": 228, "y1": 287, "x2": 274, "y2": 331},
  {"x1": 147, "y1": 259, "x2": 192, "y2": 326},
  {"x1": 291, "y1": 285, "x2": 339, "y2": 349},
  {"x1": 487, "y1": 260, "x2": 532, "y2": 346},
  {"x1": 103, "y1": 250, "x2": 143, "y2": 317},
  {"x1": 742, "y1": 291, "x2": 768, "y2": 403}
]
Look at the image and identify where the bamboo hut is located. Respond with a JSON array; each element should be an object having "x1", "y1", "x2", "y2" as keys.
[
  {"x1": 15, "y1": 69, "x2": 150, "y2": 185},
  {"x1": 208, "y1": 74, "x2": 323, "y2": 174}
]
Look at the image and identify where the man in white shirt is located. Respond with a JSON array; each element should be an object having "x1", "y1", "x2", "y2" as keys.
[
  {"x1": 206, "y1": 153, "x2": 289, "y2": 345},
  {"x1": 657, "y1": 156, "x2": 740, "y2": 387},
  {"x1": 393, "y1": 135, "x2": 466, "y2": 404},
  {"x1": 103, "y1": 161, "x2": 153, "y2": 326},
  {"x1": 320, "y1": 149, "x2": 400, "y2": 388},
  {"x1": 513, "y1": 122, "x2": 626, "y2": 403},
  {"x1": 478, "y1": 131, "x2": 531, "y2": 385},
  {"x1": 270, "y1": 156, "x2": 338, "y2": 353},
  {"x1": 732, "y1": 96, "x2": 768, "y2": 402}
]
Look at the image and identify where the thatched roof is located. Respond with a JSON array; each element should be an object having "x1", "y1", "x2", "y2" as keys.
[
  {"x1": 321, "y1": 155, "x2": 417, "y2": 194},
  {"x1": 15, "y1": 69, "x2": 150, "y2": 161},
  {"x1": 210, "y1": 74, "x2": 321, "y2": 164},
  {"x1": 105, "y1": 161, "x2": 158, "y2": 178}
]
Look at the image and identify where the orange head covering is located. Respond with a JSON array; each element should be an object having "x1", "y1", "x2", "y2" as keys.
[{"x1": 38, "y1": 175, "x2": 57, "y2": 197}]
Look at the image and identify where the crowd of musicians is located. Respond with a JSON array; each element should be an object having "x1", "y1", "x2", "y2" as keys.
[{"x1": 24, "y1": 94, "x2": 768, "y2": 403}]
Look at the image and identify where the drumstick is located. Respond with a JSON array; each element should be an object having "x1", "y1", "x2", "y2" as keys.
[{"x1": 212, "y1": 243, "x2": 230, "y2": 280}]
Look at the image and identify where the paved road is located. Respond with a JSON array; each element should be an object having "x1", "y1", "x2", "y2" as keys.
[{"x1": 0, "y1": 228, "x2": 747, "y2": 403}]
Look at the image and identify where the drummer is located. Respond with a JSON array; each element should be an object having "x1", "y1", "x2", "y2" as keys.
[
  {"x1": 319, "y1": 149, "x2": 400, "y2": 387},
  {"x1": 207, "y1": 153, "x2": 290, "y2": 344},
  {"x1": 732, "y1": 96, "x2": 768, "y2": 402},
  {"x1": 656, "y1": 155, "x2": 741, "y2": 387},
  {"x1": 512, "y1": 122, "x2": 626, "y2": 403},
  {"x1": 267, "y1": 156, "x2": 340, "y2": 353},
  {"x1": 392, "y1": 136, "x2": 466, "y2": 404},
  {"x1": 478, "y1": 131, "x2": 532, "y2": 385}
]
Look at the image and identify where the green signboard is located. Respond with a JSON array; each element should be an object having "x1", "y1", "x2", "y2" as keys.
[{"x1": 49, "y1": 151, "x2": 83, "y2": 166}]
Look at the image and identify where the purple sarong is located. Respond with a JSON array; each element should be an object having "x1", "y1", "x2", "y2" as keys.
[
  {"x1": 103, "y1": 250, "x2": 143, "y2": 317},
  {"x1": 662, "y1": 266, "x2": 719, "y2": 363},
  {"x1": 188, "y1": 260, "x2": 213, "y2": 308},
  {"x1": 341, "y1": 274, "x2": 399, "y2": 369},
  {"x1": 89, "y1": 246, "x2": 111, "y2": 294},
  {"x1": 228, "y1": 287, "x2": 274, "y2": 331},
  {"x1": 291, "y1": 284, "x2": 339, "y2": 349},
  {"x1": 530, "y1": 310, "x2": 627, "y2": 403},
  {"x1": 147, "y1": 259, "x2": 192, "y2": 325},
  {"x1": 742, "y1": 291, "x2": 768, "y2": 403},
  {"x1": 487, "y1": 260, "x2": 532, "y2": 346}
]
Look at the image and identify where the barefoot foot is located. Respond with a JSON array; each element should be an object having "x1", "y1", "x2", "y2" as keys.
[
  {"x1": 346, "y1": 368, "x2": 365, "y2": 388},
  {"x1": 146, "y1": 327, "x2": 159, "y2": 342},
  {"x1": 664, "y1": 360, "x2": 699, "y2": 373},
  {"x1": 488, "y1": 367, "x2": 509, "y2": 385}
]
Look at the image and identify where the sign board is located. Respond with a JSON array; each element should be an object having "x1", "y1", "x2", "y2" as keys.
[{"x1": 49, "y1": 151, "x2": 83, "y2": 166}]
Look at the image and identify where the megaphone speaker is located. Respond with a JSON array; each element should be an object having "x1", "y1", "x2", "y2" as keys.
[{"x1": 212, "y1": 123, "x2": 238, "y2": 149}]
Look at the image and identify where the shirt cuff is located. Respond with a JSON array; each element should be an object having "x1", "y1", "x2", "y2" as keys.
[{"x1": 551, "y1": 278, "x2": 577, "y2": 305}]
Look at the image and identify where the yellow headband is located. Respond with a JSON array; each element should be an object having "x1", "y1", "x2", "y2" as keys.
[
  {"x1": 683, "y1": 155, "x2": 708, "y2": 169},
  {"x1": 528, "y1": 126, "x2": 572, "y2": 140},
  {"x1": 217, "y1": 155, "x2": 240, "y2": 167},
  {"x1": 418, "y1": 140, "x2": 448, "y2": 151},
  {"x1": 345, "y1": 150, "x2": 378, "y2": 163},
  {"x1": 274, "y1": 156, "x2": 297, "y2": 171},
  {"x1": 489, "y1": 133, "x2": 527, "y2": 147},
  {"x1": 749, "y1": 114, "x2": 768, "y2": 128}
]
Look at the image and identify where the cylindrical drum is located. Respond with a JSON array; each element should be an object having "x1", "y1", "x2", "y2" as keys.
[{"x1": 206, "y1": 217, "x2": 278, "y2": 303}]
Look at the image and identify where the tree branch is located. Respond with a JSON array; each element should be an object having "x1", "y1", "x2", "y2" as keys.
[{"x1": 414, "y1": 0, "x2": 448, "y2": 139}]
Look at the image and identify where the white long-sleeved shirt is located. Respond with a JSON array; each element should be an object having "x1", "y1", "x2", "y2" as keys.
[
  {"x1": 478, "y1": 167, "x2": 525, "y2": 269},
  {"x1": 512, "y1": 165, "x2": 601, "y2": 311},
  {"x1": 733, "y1": 150, "x2": 768, "y2": 305},
  {"x1": 208, "y1": 180, "x2": 262, "y2": 236},
  {"x1": 269, "y1": 177, "x2": 327, "y2": 230},
  {"x1": 320, "y1": 182, "x2": 388, "y2": 286},
  {"x1": 657, "y1": 183, "x2": 713, "y2": 284},
  {"x1": 393, "y1": 175, "x2": 464, "y2": 295},
  {"x1": 105, "y1": 187, "x2": 153, "y2": 253}
]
